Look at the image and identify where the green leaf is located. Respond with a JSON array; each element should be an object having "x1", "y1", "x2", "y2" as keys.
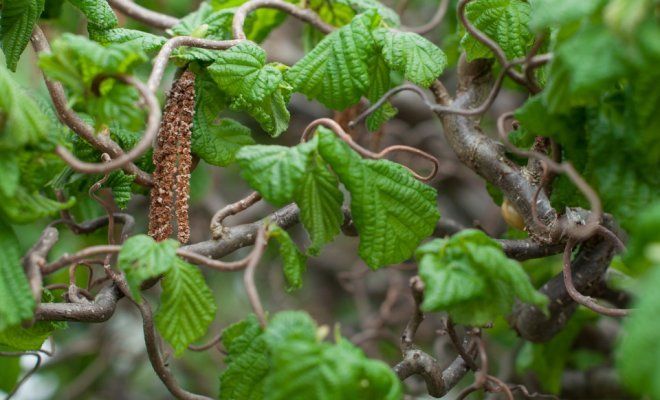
[
  {"x1": 155, "y1": 258, "x2": 217, "y2": 355},
  {"x1": 268, "y1": 225, "x2": 307, "y2": 291},
  {"x1": 0, "y1": 65, "x2": 49, "y2": 150},
  {"x1": 375, "y1": 29, "x2": 447, "y2": 86},
  {"x1": 0, "y1": 152, "x2": 20, "y2": 197},
  {"x1": 363, "y1": 53, "x2": 399, "y2": 131},
  {"x1": 264, "y1": 311, "x2": 402, "y2": 400},
  {"x1": 460, "y1": 0, "x2": 533, "y2": 61},
  {"x1": 317, "y1": 129, "x2": 439, "y2": 268},
  {"x1": 0, "y1": 186, "x2": 76, "y2": 224},
  {"x1": 218, "y1": 314, "x2": 269, "y2": 400},
  {"x1": 624, "y1": 202, "x2": 660, "y2": 275},
  {"x1": 0, "y1": 0, "x2": 45, "y2": 71},
  {"x1": 285, "y1": 10, "x2": 380, "y2": 110},
  {"x1": 617, "y1": 264, "x2": 660, "y2": 399},
  {"x1": 103, "y1": 170, "x2": 135, "y2": 209},
  {"x1": 208, "y1": 42, "x2": 284, "y2": 102},
  {"x1": 235, "y1": 138, "x2": 318, "y2": 206},
  {"x1": 0, "y1": 356, "x2": 20, "y2": 393},
  {"x1": 294, "y1": 154, "x2": 344, "y2": 255},
  {"x1": 67, "y1": 0, "x2": 117, "y2": 29},
  {"x1": 208, "y1": 41, "x2": 292, "y2": 136},
  {"x1": 169, "y1": 4, "x2": 235, "y2": 62},
  {"x1": 417, "y1": 229, "x2": 548, "y2": 326},
  {"x1": 528, "y1": 0, "x2": 603, "y2": 31},
  {"x1": 117, "y1": 235, "x2": 179, "y2": 301},
  {"x1": 210, "y1": 0, "x2": 292, "y2": 43},
  {"x1": 0, "y1": 219, "x2": 34, "y2": 331},
  {"x1": 89, "y1": 27, "x2": 166, "y2": 54},
  {"x1": 0, "y1": 320, "x2": 66, "y2": 351}
]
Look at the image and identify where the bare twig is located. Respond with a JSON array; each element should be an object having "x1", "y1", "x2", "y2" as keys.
[
  {"x1": 210, "y1": 192, "x2": 262, "y2": 239},
  {"x1": 187, "y1": 333, "x2": 223, "y2": 352},
  {"x1": 0, "y1": 351, "x2": 44, "y2": 399},
  {"x1": 22, "y1": 227, "x2": 58, "y2": 304},
  {"x1": 243, "y1": 225, "x2": 269, "y2": 327},
  {"x1": 402, "y1": 0, "x2": 450, "y2": 35}
]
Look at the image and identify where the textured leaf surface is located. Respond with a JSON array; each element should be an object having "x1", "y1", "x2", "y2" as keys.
[
  {"x1": 269, "y1": 225, "x2": 307, "y2": 291},
  {"x1": 103, "y1": 171, "x2": 135, "y2": 209},
  {"x1": 117, "y1": 235, "x2": 179, "y2": 300},
  {"x1": 417, "y1": 230, "x2": 548, "y2": 326},
  {"x1": 89, "y1": 28, "x2": 165, "y2": 53},
  {"x1": 461, "y1": 0, "x2": 533, "y2": 61},
  {"x1": 375, "y1": 29, "x2": 447, "y2": 86},
  {"x1": 317, "y1": 130, "x2": 439, "y2": 268},
  {"x1": 155, "y1": 259, "x2": 217, "y2": 355},
  {"x1": 294, "y1": 155, "x2": 344, "y2": 255},
  {"x1": 67, "y1": 0, "x2": 117, "y2": 29},
  {"x1": 0, "y1": 0, "x2": 45, "y2": 70},
  {"x1": 0, "y1": 186, "x2": 76, "y2": 224},
  {"x1": 264, "y1": 311, "x2": 402, "y2": 400},
  {"x1": 236, "y1": 139, "x2": 317, "y2": 206},
  {"x1": 218, "y1": 314, "x2": 268, "y2": 400},
  {"x1": 285, "y1": 10, "x2": 379, "y2": 110},
  {"x1": 0, "y1": 219, "x2": 35, "y2": 330}
]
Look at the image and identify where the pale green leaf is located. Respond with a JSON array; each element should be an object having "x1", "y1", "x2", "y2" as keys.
[
  {"x1": 0, "y1": 152, "x2": 20, "y2": 197},
  {"x1": 67, "y1": 0, "x2": 117, "y2": 29},
  {"x1": 317, "y1": 129, "x2": 439, "y2": 268},
  {"x1": 229, "y1": 85, "x2": 291, "y2": 137},
  {"x1": 285, "y1": 10, "x2": 380, "y2": 110},
  {"x1": 0, "y1": 357, "x2": 20, "y2": 393},
  {"x1": 155, "y1": 259, "x2": 217, "y2": 355},
  {"x1": 417, "y1": 229, "x2": 548, "y2": 326},
  {"x1": 117, "y1": 235, "x2": 179, "y2": 301},
  {"x1": 460, "y1": 0, "x2": 533, "y2": 61},
  {"x1": 268, "y1": 225, "x2": 307, "y2": 291},
  {"x1": 0, "y1": 320, "x2": 66, "y2": 351},
  {"x1": 89, "y1": 27, "x2": 166, "y2": 54},
  {"x1": 235, "y1": 138, "x2": 318, "y2": 206},
  {"x1": 375, "y1": 29, "x2": 447, "y2": 86},
  {"x1": 0, "y1": 219, "x2": 34, "y2": 331},
  {"x1": 294, "y1": 155, "x2": 344, "y2": 255},
  {"x1": 0, "y1": 186, "x2": 76, "y2": 224},
  {"x1": 0, "y1": 0, "x2": 45, "y2": 70},
  {"x1": 218, "y1": 314, "x2": 268, "y2": 400},
  {"x1": 528, "y1": 0, "x2": 603, "y2": 31}
]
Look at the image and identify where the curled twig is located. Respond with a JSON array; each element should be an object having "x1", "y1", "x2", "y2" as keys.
[
  {"x1": 54, "y1": 75, "x2": 161, "y2": 176},
  {"x1": 302, "y1": 118, "x2": 439, "y2": 181},
  {"x1": 107, "y1": 0, "x2": 179, "y2": 29},
  {"x1": 187, "y1": 333, "x2": 223, "y2": 352},
  {"x1": 401, "y1": 0, "x2": 450, "y2": 35},
  {"x1": 210, "y1": 192, "x2": 262, "y2": 240},
  {"x1": 243, "y1": 225, "x2": 270, "y2": 327},
  {"x1": 0, "y1": 351, "x2": 44, "y2": 399}
]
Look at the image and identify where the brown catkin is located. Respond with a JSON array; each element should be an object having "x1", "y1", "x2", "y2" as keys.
[
  {"x1": 148, "y1": 70, "x2": 195, "y2": 243},
  {"x1": 174, "y1": 71, "x2": 195, "y2": 244}
]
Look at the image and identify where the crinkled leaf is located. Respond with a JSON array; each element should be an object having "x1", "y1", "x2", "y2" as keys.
[
  {"x1": 285, "y1": 10, "x2": 380, "y2": 110},
  {"x1": 0, "y1": 0, "x2": 45, "y2": 70},
  {"x1": 0, "y1": 186, "x2": 75, "y2": 224},
  {"x1": 67, "y1": 0, "x2": 117, "y2": 29},
  {"x1": 461, "y1": 0, "x2": 533, "y2": 61},
  {"x1": 375, "y1": 29, "x2": 447, "y2": 86},
  {"x1": 235, "y1": 138, "x2": 318, "y2": 206},
  {"x1": 264, "y1": 311, "x2": 402, "y2": 400},
  {"x1": 268, "y1": 225, "x2": 307, "y2": 291},
  {"x1": 103, "y1": 171, "x2": 135, "y2": 209},
  {"x1": 294, "y1": 155, "x2": 344, "y2": 255},
  {"x1": 89, "y1": 27, "x2": 166, "y2": 54},
  {"x1": 117, "y1": 235, "x2": 179, "y2": 301},
  {"x1": 0, "y1": 152, "x2": 20, "y2": 197},
  {"x1": 218, "y1": 314, "x2": 269, "y2": 400},
  {"x1": 169, "y1": 4, "x2": 235, "y2": 62},
  {"x1": 417, "y1": 229, "x2": 548, "y2": 326},
  {"x1": 229, "y1": 85, "x2": 292, "y2": 137},
  {"x1": 155, "y1": 258, "x2": 217, "y2": 355},
  {"x1": 317, "y1": 129, "x2": 439, "y2": 268},
  {"x1": 0, "y1": 65, "x2": 49, "y2": 151},
  {"x1": 0, "y1": 219, "x2": 34, "y2": 330},
  {"x1": 363, "y1": 53, "x2": 399, "y2": 131}
]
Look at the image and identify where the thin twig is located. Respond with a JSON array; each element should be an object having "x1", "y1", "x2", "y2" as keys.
[
  {"x1": 0, "y1": 352, "x2": 44, "y2": 399},
  {"x1": 210, "y1": 192, "x2": 262, "y2": 239},
  {"x1": 402, "y1": 0, "x2": 450, "y2": 35},
  {"x1": 243, "y1": 225, "x2": 269, "y2": 327},
  {"x1": 187, "y1": 333, "x2": 223, "y2": 352},
  {"x1": 107, "y1": 0, "x2": 179, "y2": 29}
]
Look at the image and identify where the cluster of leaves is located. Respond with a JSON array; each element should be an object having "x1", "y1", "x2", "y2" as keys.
[
  {"x1": 237, "y1": 127, "x2": 439, "y2": 269},
  {"x1": 416, "y1": 229, "x2": 548, "y2": 326},
  {"x1": 218, "y1": 311, "x2": 402, "y2": 399}
]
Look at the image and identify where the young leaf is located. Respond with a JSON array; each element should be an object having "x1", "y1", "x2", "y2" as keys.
[
  {"x1": 103, "y1": 171, "x2": 135, "y2": 209},
  {"x1": 235, "y1": 138, "x2": 318, "y2": 206},
  {"x1": 0, "y1": 320, "x2": 66, "y2": 351},
  {"x1": 218, "y1": 314, "x2": 269, "y2": 400},
  {"x1": 67, "y1": 0, "x2": 118, "y2": 30},
  {"x1": 294, "y1": 155, "x2": 344, "y2": 255},
  {"x1": 207, "y1": 41, "x2": 292, "y2": 136},
  {"x1": 317, "y1": 129, "x2": 440, "y2": 268},
  {"x1": 155, "y1": 259, "x2": 217, "y2": 355},
  {"x1": 417, "y1": 229, "x2": 548, "y2": 326},
  {"x1": 375, "y1": 29, "x2": 447, "y2": 87},
  {"x1": 0, "y1": 0, "x2": 45, "y2": 71},
  {"x1": 0, "y1": 65, "x2": 49, "y2": 151},
  {"x1": 89, "y1": 28, "x2": 166, "y2": 54},
  {"x1": 208, "y1": 42, "x2": 284, "y2": 102},
  {"x1": 0, "y1": 186, "x2": 75, "y2": 224},
  {"x1": 192, "y1": 72, "x2": 254, "y2": 166},
  {"x1": 263, "y1": 311, "x2": 402, "y2": 400},
  {"x1": 117, "y1": 235, "x2": 179, "y2": 300},
  {"x1": 285, "y1": 10, "x2": 380, "y2": 110},
  {"x1": 268, "y1": 225, "x2": 307, "y2": 291},
  {"x1": 461, "y1": 0, "x2": 533, "y2": 61},
  {"x1": 0, "y1": 219, "x2": 35, "y2": 331}
]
